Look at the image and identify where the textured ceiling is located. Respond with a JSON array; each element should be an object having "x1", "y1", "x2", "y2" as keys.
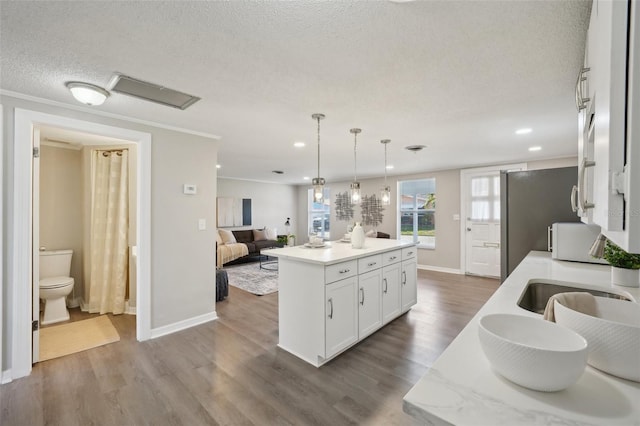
[{"x1": 0, "y1": 1, "x2": 590, "y2": 184}]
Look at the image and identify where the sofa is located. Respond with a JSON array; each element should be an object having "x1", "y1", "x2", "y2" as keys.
[{"x1": 217, "y1": 228, "x2": 284, "y2": 266}]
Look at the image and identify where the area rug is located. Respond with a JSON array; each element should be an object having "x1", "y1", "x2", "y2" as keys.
[
  {"x1": 39, "y1": 315, "x2": 120, "y2": 361},
  {"x1": 224, "y1": 261, "x2": 278, "y2": 296}
]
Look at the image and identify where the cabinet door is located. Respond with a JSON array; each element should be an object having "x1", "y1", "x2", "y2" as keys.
[
  {"x1": 401, "y1": 259, "x2": 417, "y2": 312},
  {"x1": 382, "y1": 263, "x2": 401, "y2": 324},
  {"x1": 325, "y1": 277, "x2": 358, "y2": 358},
  {"x1": 358, "y1": 269, "x2": 382, "y2": 339}
]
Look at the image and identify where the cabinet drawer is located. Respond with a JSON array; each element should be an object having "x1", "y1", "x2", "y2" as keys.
[
  {"x1": 325, "y1": 260, "x2": 357, "y2": 284},
  {"x1": 358, "y1": 254, "x2": 383, "y2": 273},
  {"x1": 382, "y1": 249, "x2": 402, "y2": 266},
  {"x1": 402, "y1": 246, "x2": 417, "y2": 261}
]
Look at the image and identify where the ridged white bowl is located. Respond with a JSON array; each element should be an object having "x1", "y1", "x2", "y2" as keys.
[
  {"x1": 554, "y1": 297, "x2": 640, "y2": 382},
  {"x1": 478, "y1": 313, "x2": 588, "y2": 392}
]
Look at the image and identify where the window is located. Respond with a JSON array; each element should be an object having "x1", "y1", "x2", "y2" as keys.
[
  {"x1": 399, "y1": 178, "x2": 436, "y2": 248},
  {"x1": 470, "y1": 175, "x2": 500, "y2": 221},
  {"x1": 308, "y1": 188, "x2": 331, "y2": 240}
]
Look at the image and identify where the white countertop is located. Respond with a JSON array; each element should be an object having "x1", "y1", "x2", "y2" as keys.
[
  {"x1": 264, "y1": 238, "x2": 415, "y2": 266},
  {"x1": 403, "y1": 251, "x2": 640, "y2": 426}
]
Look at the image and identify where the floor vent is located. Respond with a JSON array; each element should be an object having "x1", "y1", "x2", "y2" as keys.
[{"x1": 108, "y1": 73, "x2": 200, "y2": 110}]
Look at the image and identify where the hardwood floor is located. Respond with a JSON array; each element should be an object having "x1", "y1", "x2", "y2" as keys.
[{"x1": 1, "y1": 270, "x2": 499, "y2": 426}]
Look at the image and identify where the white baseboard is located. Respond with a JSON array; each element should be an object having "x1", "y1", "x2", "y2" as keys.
[
  {"x1": 1, "y1": 369, "x2": 13, "y2": 384},
  {"x1": 150, "y1": 311, "x2": 218, "y2": 340},
  {"x1": 418, "y1": 264, "x2": 463, "y2": 275}
]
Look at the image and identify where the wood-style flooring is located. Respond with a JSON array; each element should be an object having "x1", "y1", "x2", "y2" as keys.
[{"x1": 1, "y1": 270, "x2": 499, "y2": 426}]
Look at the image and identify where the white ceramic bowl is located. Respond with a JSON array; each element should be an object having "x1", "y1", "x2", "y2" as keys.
[
  {"x1": 478, "y1": 313, "x2": 588, "y2": 392},
  {"x1": 554, "y1": 297, "x2": 640, "y2": 382}
]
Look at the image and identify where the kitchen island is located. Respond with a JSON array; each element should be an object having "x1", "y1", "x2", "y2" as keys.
[
  {"x1": 403, "y1": 251, "x2": 640, "y2": 425},
  {"x1": 265, "y1": 238, "x2": 417, "y2": 367}
]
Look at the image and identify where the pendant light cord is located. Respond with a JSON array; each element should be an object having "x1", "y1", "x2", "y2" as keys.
[
  {"x1": 316, "y1": 116, "x2": 321, "y2": 180},
  {"x1": 353, "y1": 132, "x2": 358, "y2": 182},
  {"x1": 384, "y1": 142, "x2": 388, "y2": 185}
]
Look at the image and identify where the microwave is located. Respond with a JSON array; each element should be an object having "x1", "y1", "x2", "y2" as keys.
[{"x1": 549, "y1": 222, "x2": 608, "y2": 264}]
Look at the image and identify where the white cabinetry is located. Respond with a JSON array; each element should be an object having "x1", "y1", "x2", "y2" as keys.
[
  {"x1": 358, "y1": 269, "x2": 382, "y2": 339},
  {"x1": 576, "y1": 0, "x2": 639, "y2": 252},
  {"x1": 273, "y1": 240, "x2": 418, "y2": 367},
  {"x1": 325, "y1": 277, "x2": 358, "y2": 358},
  {"x1": 401, "y1": 246, "x2": 418, "y2": 312}
]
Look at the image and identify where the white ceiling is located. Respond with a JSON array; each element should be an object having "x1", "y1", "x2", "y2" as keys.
[{"x1": 0, "y1": 1, "x2": 590, "y2": 185}]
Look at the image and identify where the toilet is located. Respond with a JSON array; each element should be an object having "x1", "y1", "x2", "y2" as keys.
[{"x1": 39, "y1": 249, "x2": 75, "y2": 325}]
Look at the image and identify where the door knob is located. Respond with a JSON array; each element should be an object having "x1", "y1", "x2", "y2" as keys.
[{"x1": 467, "y1": 227, "x2": 472, "y2": 231}]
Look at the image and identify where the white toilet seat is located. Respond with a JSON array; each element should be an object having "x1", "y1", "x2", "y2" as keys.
[{"x1": 40, "y1": 276, "x2": 74, "y2": 289}]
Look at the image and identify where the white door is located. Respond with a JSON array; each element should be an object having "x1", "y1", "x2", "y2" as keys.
[
  {"x1": 32, "y1": 127, "x2": 41, "y2": 363},
  {"x1": 464, "y1": 172, "x2": 501, "y2": 277}
]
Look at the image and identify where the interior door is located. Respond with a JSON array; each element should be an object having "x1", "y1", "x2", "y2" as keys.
[
  {"x1": 32, "y1": 127, "x2": 40, "y2": 363},
  {"x1": 465, "y1": 173, "x2": 501, "y2": 277}
]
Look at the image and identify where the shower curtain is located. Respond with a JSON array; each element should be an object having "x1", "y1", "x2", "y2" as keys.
[{"x1": 88, "y1": 149, "x2": 129, "y2": 315}]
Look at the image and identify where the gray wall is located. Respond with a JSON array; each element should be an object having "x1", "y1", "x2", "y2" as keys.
[
  {"x1": 1, "y1": 94, "x2": 219, "y2": 372},
  {"x1": 217, "y1": 178, "x2": 298, "y2": 235}
]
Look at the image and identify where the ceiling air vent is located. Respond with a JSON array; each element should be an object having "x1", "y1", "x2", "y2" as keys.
[{"x1": 108, "y1": 73, "x2": 200, "y2": 110}]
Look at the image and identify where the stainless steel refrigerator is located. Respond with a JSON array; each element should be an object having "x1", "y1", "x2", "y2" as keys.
[{"x1": 500, "y1": 167, "x2": 580, "y2": 282}]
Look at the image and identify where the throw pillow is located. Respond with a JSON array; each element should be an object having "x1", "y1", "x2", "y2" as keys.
[
  {"x1": 219, "y1": 229, "x2": 236, "y2": 244},
  {"x1": 216, "y1": 231, "x2": 223, "y2": 245},
  {"x1": 265, "y1": 227, "x2": 277, "y2": 240},
  {"x1": 253, "y1": 229, "x2": 268, "y2": 241}
]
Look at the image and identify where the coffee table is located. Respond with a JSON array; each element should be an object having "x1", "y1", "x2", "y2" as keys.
[{"x1": 259, "y1": 250, "x2": 278, "y2": 271}]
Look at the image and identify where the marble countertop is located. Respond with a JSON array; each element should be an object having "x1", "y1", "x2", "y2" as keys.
[
  {"x1": 403, "y1": 251, "x2": 640, "y2": 426},
  {"x1": 264, "y1": 238, "x2": 415, "y2": 266}
]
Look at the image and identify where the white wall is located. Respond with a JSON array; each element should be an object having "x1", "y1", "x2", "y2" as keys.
[
  {"x1": 217, "y1": 178, "x2": 298, "y2": 235},
  {"x1": 1, "y1": 94, "x2": 219, "y2": 374}
]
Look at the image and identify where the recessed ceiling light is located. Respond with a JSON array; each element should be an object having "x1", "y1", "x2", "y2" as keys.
[
  {"x1": 65, "y1": 81, "x2": 110, "y2": 106},
  {"x1": 516, "y1": 128, "x2": 533, "y2": 135},
  {"x1": 294, "y1": 141, "x2": 305, "y2": 148},
  {"x1": 303, "y1": 176, "x2": 310, "y2": 180},
  {"x1": 528, "y1": 146, "x2": 542, "y2": 152},
  {"x1": 386, "y1": 165, "x2": 394, "y2": 170},
  {"x1": 216, "y1": 164, "x2": 221, "y2": 169}
]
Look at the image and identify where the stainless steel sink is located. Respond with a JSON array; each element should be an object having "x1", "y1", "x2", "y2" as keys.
[{"x1": 517, "y1": 279, "x2": 633, "y2": 314}]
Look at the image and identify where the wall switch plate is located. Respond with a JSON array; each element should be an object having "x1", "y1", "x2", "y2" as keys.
[
  {"x1": 183, "y1": 184, "x2": 197, "y2": 195},
  {"x1": 453, "y1": 214, "x2": 460, "y2": 221},
  {"x1": 198, "y1": 219, "x2": 206, "y2": 230}
]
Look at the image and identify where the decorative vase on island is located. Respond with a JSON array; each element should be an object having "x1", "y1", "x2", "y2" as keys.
[
  {"x1": 351, "y1": 222, "x2": 365, "y2": 249},
  {"x1": 611, "y1": 266, "x2": 640, "y2": 288}
]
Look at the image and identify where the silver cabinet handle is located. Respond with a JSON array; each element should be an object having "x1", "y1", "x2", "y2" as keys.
[
  {"x1": 547, "y1": 226, "x2": 553, "y2": 252},
  {"x1": 339, "y1": 268, "x2": 350, "y2": 274},
  {"x1": 383, "y1": 278, "x2": 388, "y2": 294},
  {"x1": 482, "y1": 242, "x2": 500, "y2": 248},
  {"x1": 575, "y1": 67, "x2": 590, "y2": 111},
  {"x1": 570, "y1": 185, "x2": 579, "y2": 213},
  {"x1": 360, "y1": 287, "x2": 365, "y2": 305},
  {"x1": 407, "y1": 251, "x2": 414, "y2": 256},
  {"x1": 388, "y1": 256, "x2": 397, "y2": 261},
  {"x1": 578, "y1": 157, "x2": 595, "y2": 211},
  {"x1": 367, "y1": 262, "x2": 377, "y2": 267},
  {"x1": 328, "y1": 298, "x2": 333, "y2": 319},
  {"x1": 402, "y1": 271, "x2": 407, "y2": 285}
]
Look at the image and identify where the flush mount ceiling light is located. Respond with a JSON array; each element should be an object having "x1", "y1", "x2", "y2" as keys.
[
  {"x1": 108, "y1": 73, "x2": 200, "y2": 110},
  {"x1": 405, "y1": 144, "x2": 426, "y2": 153},
  {"x1": 516, "y1": 128, "x2": 533, "y2": 135},
  {"x1": 294, "y1": 141, "x2": 305, "y2": 148},
  {"x1": 311, "y1": 113, "x2": 326, "y2": 203},
  {"x1": 529, "y1": 146, "x2": 542, "y2": 152},
  {"x1": 350, "y1": 128, "x2": 363, "y2": 205},
  {"x1": 65, "y1": 82, "x2": 110, "y2": 106},
  {"x1": 380, "y1": 139, "x2": 392, "y2": 205}
]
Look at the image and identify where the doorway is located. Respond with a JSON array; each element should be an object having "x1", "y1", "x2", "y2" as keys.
[
  {"x1": 34, "y1": 126, "x2": 137, "y2": 362},
  {"x1": 460, "y1": 164, "x2": 526, "y2": 277},
  {"x1": 11, "y1": 108, "x2": 151, "y2": 380}
]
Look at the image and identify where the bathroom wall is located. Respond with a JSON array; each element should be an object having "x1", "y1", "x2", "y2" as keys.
[
  {"x1": 39, "y1": 144, "x2": 84, "y2": 304},
  {"x1": 81, "y1": 144, "x2": 138, "y2": 312}
]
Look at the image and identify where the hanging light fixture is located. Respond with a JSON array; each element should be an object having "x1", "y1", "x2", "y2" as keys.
[
  {"x1": 380, "y1": 139, "x2": 392, "y2": 205},
  {"x1": 350, "y1": 128, "x2": 362, "y2": 204},
  {"x1": 65, "y1": 81, "x2": 110, "y2": 106},
  {"x1": 311, "y1": 113, "x2": 326, "y2": 203}
]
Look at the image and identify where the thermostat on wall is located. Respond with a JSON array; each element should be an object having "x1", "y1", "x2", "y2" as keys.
[{"x1": 183, "y1": 184, "x2": 197, "y2": 195}]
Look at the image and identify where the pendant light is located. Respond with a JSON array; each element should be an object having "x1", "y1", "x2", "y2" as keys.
[
  {"x1": 350, "y1": 128, "x2": 362, "y2": 204},
  {"x1": 311, "y1": 113, "x2": 326, "y2": 203},
  {"x1": 380, "y1": 139, "x2": 391, "y2": 205}
]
